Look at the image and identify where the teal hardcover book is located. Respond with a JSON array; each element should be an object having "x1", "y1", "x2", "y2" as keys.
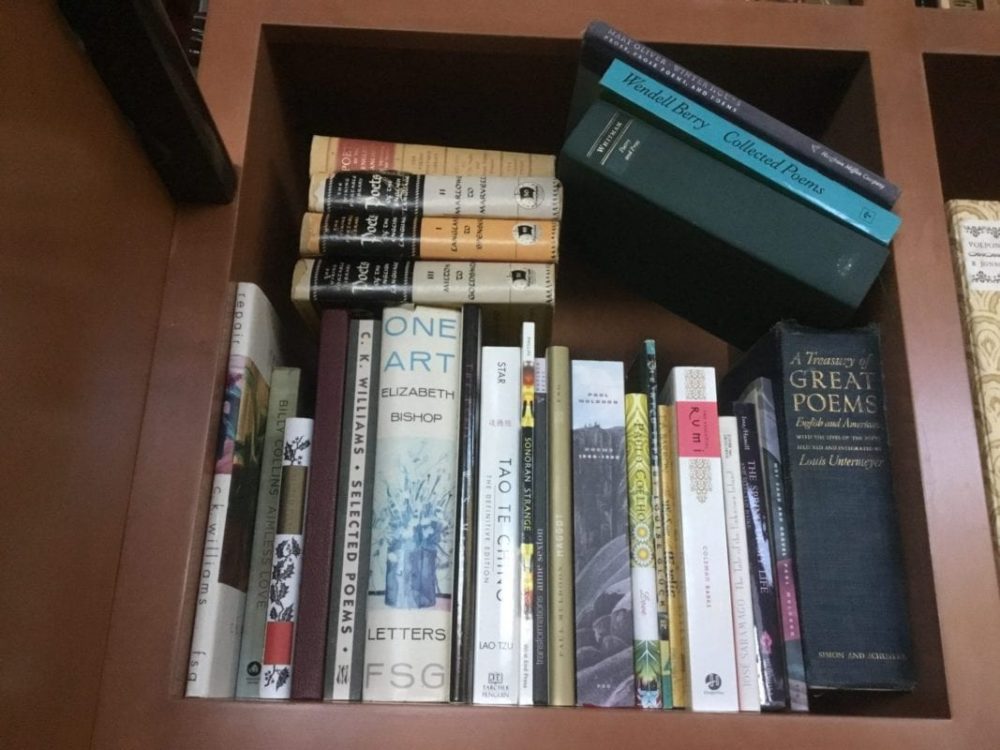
[{"x1": 557, "y1": 101, "x2": 889, "y2": 349}]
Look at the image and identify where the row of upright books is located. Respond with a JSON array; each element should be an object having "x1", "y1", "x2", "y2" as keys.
[{"x1": 186, "y1": 286, "x2": 914, "y2": 708}]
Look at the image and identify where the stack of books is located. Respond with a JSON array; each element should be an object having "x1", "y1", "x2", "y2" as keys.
[
  {"x1": 290, "y1": 136, "x2": 559, "y2": 344},
  {"x1": 557, "y1": 21, "x2": 901, "y2": 350}
]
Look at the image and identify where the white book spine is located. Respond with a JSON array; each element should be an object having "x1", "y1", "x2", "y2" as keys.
[
  {"x1": 665, "y1": 366, "x2": 739, "y2": 712},
  {"x1": 420, "y1": 176, "x2": 562, "y2": 220},
  {"x1": 187, "y1": 282, "x2": 282, "y2": 698},
  {"x1": 719, "y1": 416, "x2": 762, "y2": 712},
  {"x1": 363, "y1": 306, "x2": 463, "y2": 702},
  {"x1": 472, "y1": 347, "x2": 522, "y2": 704}
]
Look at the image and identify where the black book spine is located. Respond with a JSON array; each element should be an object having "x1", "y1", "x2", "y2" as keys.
[
  {"x1": 449, "y1": 305, "x2": 483, "y2": 702},
  {"x1": 732, "y1": 402, "x2": 788, "y2": 711},
  {"x1": 317, "y1": 211, "x2": 421, "y2": 260},
  {"x1": 532, "y1": 358, "x2": 549, "y2": 705},
  {"x1": 578, "y1": 20, "x2": 900, "y2": 208},
  {"x1": 319, "y1": 172, "x2": 425, "y2": 217}
]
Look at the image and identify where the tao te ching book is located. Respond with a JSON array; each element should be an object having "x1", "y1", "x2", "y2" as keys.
[
  {"x1": 472, "y1": 346, "x2": 522, "y2": 704},
  {"x1": 363, "y1": 305, "x2": 463, "y2": 702}
]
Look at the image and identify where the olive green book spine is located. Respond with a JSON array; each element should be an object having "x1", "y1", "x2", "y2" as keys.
[
  {"x1": 546, "y1": 346, "x2": 576, "y2": 706},
  {"x1": 236, "y1": 367, "x2": 302, "y2": 699},
  {"x1": 657, "y1": 404, "x2": 688, "y2": 708}
]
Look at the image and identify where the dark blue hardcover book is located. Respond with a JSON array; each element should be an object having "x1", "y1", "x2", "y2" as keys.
[
  {"x1": 720, "y1": 322, "x2": 914, "y2": 692},
  {"x1": 566, "y1": 20, "x2": 900, "y2": 208}
]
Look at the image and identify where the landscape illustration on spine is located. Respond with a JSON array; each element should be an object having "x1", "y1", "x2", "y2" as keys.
[{"x1": 571, "y1": 360, "x2": 634, "y2": 707}]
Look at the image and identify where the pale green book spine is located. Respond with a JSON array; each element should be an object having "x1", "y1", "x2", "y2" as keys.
[
  {"x1": 625, "y1": 394, "x2": 663, "y2": 708},
  {"x1": 236, "y1": 367, "x2": 302, "y2": 698}
]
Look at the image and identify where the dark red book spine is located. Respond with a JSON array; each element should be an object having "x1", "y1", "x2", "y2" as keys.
[{"x1": 291, "y1": 309, "x2": 350, "y2": 699}]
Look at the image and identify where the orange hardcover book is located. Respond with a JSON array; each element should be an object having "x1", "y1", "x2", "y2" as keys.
[{"x1": 299, "y1": 212, "x2": 558, "y2": 263}]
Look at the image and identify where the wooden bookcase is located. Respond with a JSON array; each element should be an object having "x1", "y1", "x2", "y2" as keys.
[{"x1": 5, "y1": 0, "x2": 1000, "y2": 748}]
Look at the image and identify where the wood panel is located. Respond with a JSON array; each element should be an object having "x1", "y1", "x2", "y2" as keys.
[{"x1": 0, "y1": 2, "x2": 177, "y2": 748}]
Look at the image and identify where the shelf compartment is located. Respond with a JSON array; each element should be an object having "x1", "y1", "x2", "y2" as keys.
[{"x1": 95, "y1": 19, "x2": 969, "y2": 750}]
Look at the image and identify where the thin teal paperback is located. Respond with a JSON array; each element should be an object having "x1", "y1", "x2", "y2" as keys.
[{"x1": 599, "y1": 59, "x2": 900, "y2": 246}]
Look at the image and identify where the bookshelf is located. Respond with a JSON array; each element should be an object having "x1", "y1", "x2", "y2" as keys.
[{"x1": 5, "y1": 0, "x2": 1000, "y2": 748}]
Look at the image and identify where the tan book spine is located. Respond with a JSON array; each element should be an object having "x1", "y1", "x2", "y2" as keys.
[
  {"x1": 946, "y1": 199, "x2": 1000, "y2": 574},
  {"x1": 309, "y1": 135, "x2": 555, "y2": 176},
  {"x1": 546, "y1": 346, "x2": 575, "y2": 706},
  {"x1": 657, "y1": 403, "x2": 688, "y2": 708},
  {"x1": 299, "y1": 212, "x2": 559, "y2": 263}
]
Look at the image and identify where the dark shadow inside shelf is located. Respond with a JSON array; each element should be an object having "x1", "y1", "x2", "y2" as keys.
[
  {"x1": 229, "y1": 23, "x2": 946, "y2": 720},
  {"x1": 925, "y1": 53, "x2": 1000, "y2": 201}
]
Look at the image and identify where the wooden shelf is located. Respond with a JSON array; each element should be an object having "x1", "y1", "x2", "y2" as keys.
[{"x1": 6, "y1": 1, "x2": 1000, "y2": 748}]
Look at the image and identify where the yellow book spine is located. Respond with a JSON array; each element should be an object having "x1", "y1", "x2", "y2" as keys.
[
  {"x1": 299, "y1": 212, "x2": 559, "y2": 263},
  {"x1": 657, "y1": 403, "x2": 688, "y2": 707},
  {"x1": 546, "y1": 346, "x2": 576, "y2": 706}
]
